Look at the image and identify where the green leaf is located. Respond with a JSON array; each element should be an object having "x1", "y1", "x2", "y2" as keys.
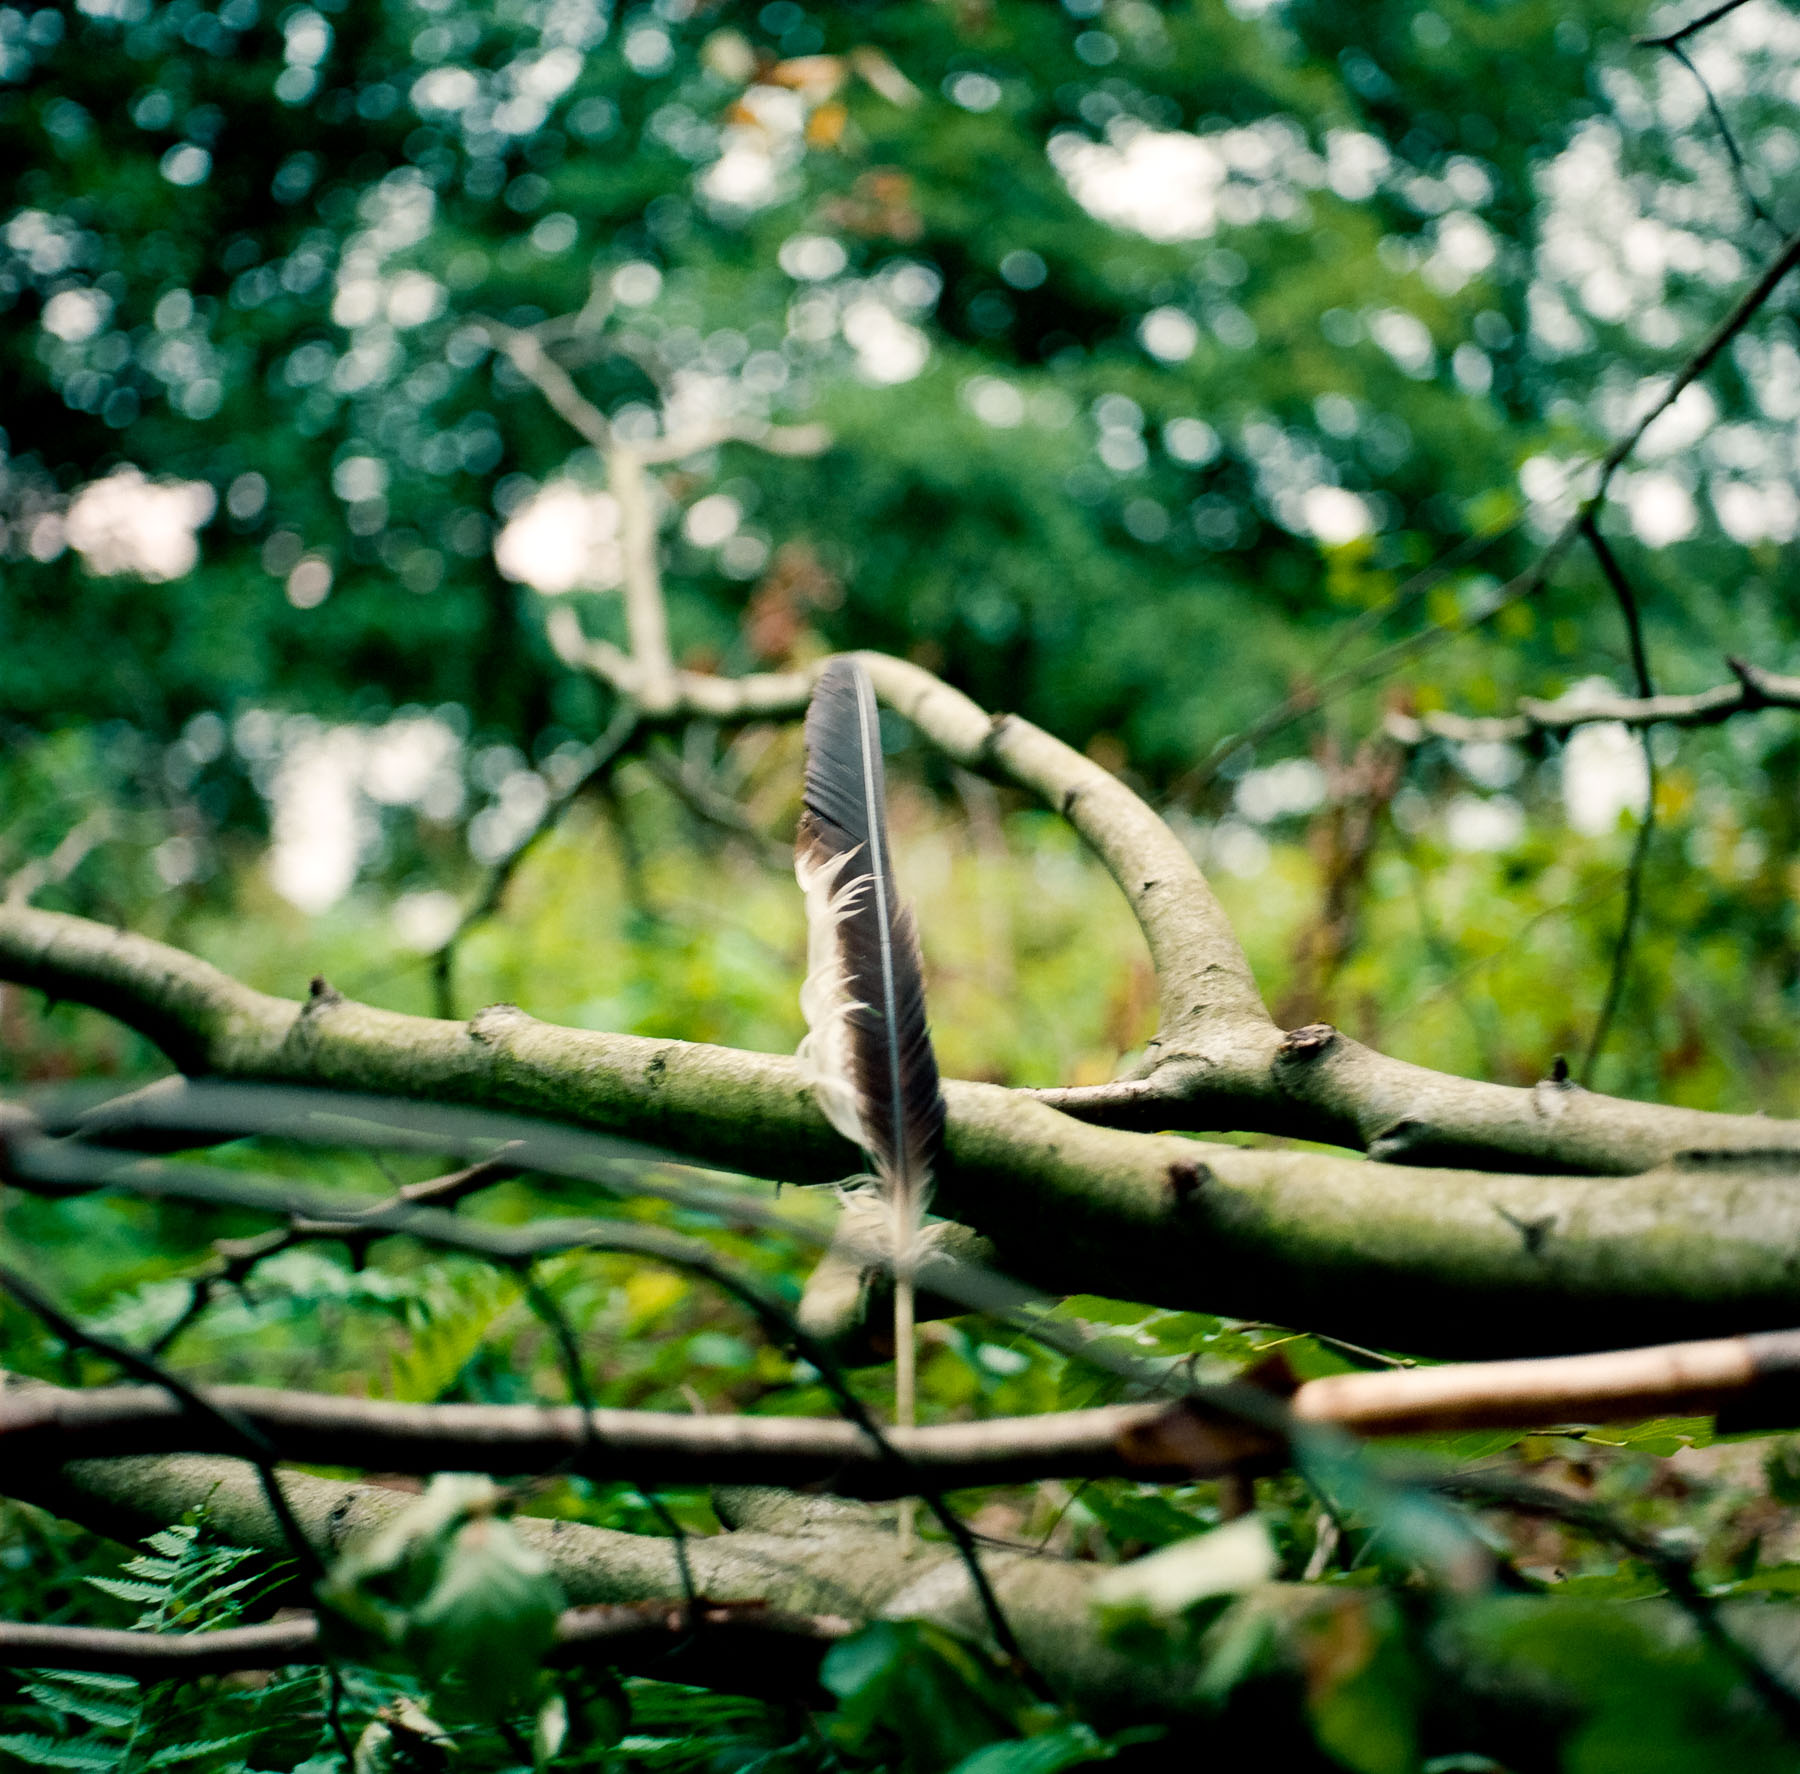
[
  {"x1": 1091, "y1": 1515, "x2": 1278, "y2": 1620},
  {"x1": 85, "y1": 1578, "x2": 172, "y2": 1606},
  {"x1": 1076, "y1": 1487, "x2": 1217, "y2": 1552},
  {"x1": 144, "y1": 1733, "x2": 256, "y2": 1768},
  {"x1": 1300, "y1": 1595, "x2": 1421, "y2": 1774},
  {"x1": 1452, "y1": 1596, "x2": 1796, "y2": 1774},
  {"x1": 19, "y1": 1685, "x2": 136, "y2": 1731},
  {"x1": 820, "y1": 1621, "x2": 1029, "y2": 1772},
  {"x1": 404, "y1": 1514, "x2": 564, "y2": 1719},
  {"x1": 1579, "y1": 1416, "x2": 1714, "y2": 1456},
  {"x1": 944, "y1": 1724, "x2": 1111, "y2": 1774}
]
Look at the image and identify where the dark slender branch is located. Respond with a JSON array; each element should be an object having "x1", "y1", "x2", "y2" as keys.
[
  {"x1": 1433, "y1": 1469, "x2": 1800, "y2": 1741},
  {"x1": 1666, "y1": 40, "x2": 1775, "y2": 232},
  {"x1": 518, "y1": 1264, "x2": 699, "y2": 1615},
  {"x1": 1577, "y1": 519, "x2": 1659, "y2": 1090},
  {"x1": 430, "y1": 704, "x2": 640, "y2": 1018},
  {"x1": 1636, "y1": 0, "x2": 1755, "y2": 52},
  {"x1": 0, "y1": 1603, "x2": 852, "y2": 1682},
  {"x1": 1583, "y1": 518, "x2": 1654, "y2": 703},
  {"x1": 1598, "y1": 221, "x2": 1800, "y2": 481},
  {"x1": 1178, "y1": 520, "x2": 1583, "y2": 800},
  {"x1": 0, "y1": 1265, "x2": 325, "y2": 1584}
]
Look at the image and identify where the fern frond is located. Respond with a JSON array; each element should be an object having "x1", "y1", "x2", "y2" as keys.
[
  {"x1": 87, "y1": 1578, "x2": 172, "y2": 1606},
  {"x1": 19, "y1": 1685, "x2": 137, "y2": 1731},
  {"x1": 0, "y1": 1731, "x2": 129, "y2": 1770},
  {"x1": 143, "y1": 1733, "x2": 256, "y2": 1768},
  {"x1": 388, "y1": 1266, "x2": 522, "y2": 1403}
]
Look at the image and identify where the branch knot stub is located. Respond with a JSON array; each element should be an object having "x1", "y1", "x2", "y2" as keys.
[
  {"x1": 1277, "y1": 1023, "x2": 1340, "y2": 1062},
  {"x1": 468, "y1": 1003, "x2": 533, "y2": 1045},
  {"x1": 1367, "y1": 1119, "x2": 1430, "y2": 1163},
  {"x1": 1166, "y1": 1158, "x2": 1209, "y2": 1208},
  {"x1": 304, "y1": 976, "x2": 343, "y2": 1011}
]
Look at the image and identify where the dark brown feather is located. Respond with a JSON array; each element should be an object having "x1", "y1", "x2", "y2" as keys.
[{"x1": 798, "y1": 659, "x2": 945, "y2": 1204}]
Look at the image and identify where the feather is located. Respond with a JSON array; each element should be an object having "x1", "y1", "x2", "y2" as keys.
[
  {"x1": 795, "y1": 659, "x2": 946, "y2": 1244},
  {"x1": 795, "y1": 657, "x2": 946, "y2": 1484}
]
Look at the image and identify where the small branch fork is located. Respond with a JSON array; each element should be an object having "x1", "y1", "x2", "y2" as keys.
[
  {"x1": 1387, "y1": 218, "x2": 1800, "y2": 750},
  {"x1": 1635, "y1": 0, "x2": 1755, "y2": 51},
  {"x1": 420, "y1": 301, "x2": 828, "y2": 1015},
  {"x1": 477, "y1": 309, "x2": 827, "y2": 717},
  {"x1": 1384, "y1": 655, "x2": 1800, "y2": 746}
]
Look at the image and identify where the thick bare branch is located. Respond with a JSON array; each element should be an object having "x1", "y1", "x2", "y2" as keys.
[
  {"x1": 0, "y1": 1384, "x2": 1211, "y2": 1492},
  {"x1": 13, "y1": 905, "x2": 1800, "y2": 1354},
  {"x1": 1, "y1": 1453, "x2": 1196, "y2": 1720}
]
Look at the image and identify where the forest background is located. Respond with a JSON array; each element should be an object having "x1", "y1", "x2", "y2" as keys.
[{"x1": 8, "y1": 0, "x2": 1800, "y2": 1768}]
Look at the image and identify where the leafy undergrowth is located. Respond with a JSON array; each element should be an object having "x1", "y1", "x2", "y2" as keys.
[{"x1": 8, "y1": 1247, "x2": 1800, "y2": 1772}]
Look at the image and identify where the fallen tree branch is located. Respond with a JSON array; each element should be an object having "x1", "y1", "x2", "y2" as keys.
[
  {"x1": 18, "y1": 1452, "x2": 1800, "y2": 1742},
  {"x1": 7, "y1": 1327, "x2": 1800, "y2": 1486},
  {"x1": 13, "y1": 925, "x2": 1800, "y2": 1356},
  {"x1": 0, "y1": 1455, "x2": 1191, "y2": 1719}
]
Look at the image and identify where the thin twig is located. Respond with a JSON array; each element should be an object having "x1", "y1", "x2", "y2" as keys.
[
  {"x1": 1577, "y1": 518, "x2": 1659, "y2": 1089},
  {"x1": 518, "y1": 1264, "x2": 699, "y2": 1616},
  {"x1": 1636, "y1": 0, "x2": 1755, "y2": 51},
  {"x1": 1385, "y1": 655, "x2": 1800, "y2": 745},
  {"x1": 1177, "y1": 520, "x2": 1585, "y2": 800},
  {"x1": 1666, "y1": 40, "x2": 1776, "y2": 232},
  {"x1": 430, "y1": 704, "x2": 640, "y2": 1019},
  {"x1": 0, "y1": 1264, "x2": 326, "y2": 1584},
  {"x1": 147, "y1": 1148, "x2": 526, "y2": 1358},
  {"x1": 1434, "y1": 1469, "x2": 1800, "y2": 1741},
  {"x1": 3, "y1": 811, "x2": 113, "y2": 909},
  {"x1": 641, "y1": 741, "x2": 785, "y2": 867}
]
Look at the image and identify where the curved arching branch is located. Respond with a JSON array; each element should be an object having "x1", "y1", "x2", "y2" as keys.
[{"x1": 535, "y1": 639, "x2": 1273, "y2": 1050}]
